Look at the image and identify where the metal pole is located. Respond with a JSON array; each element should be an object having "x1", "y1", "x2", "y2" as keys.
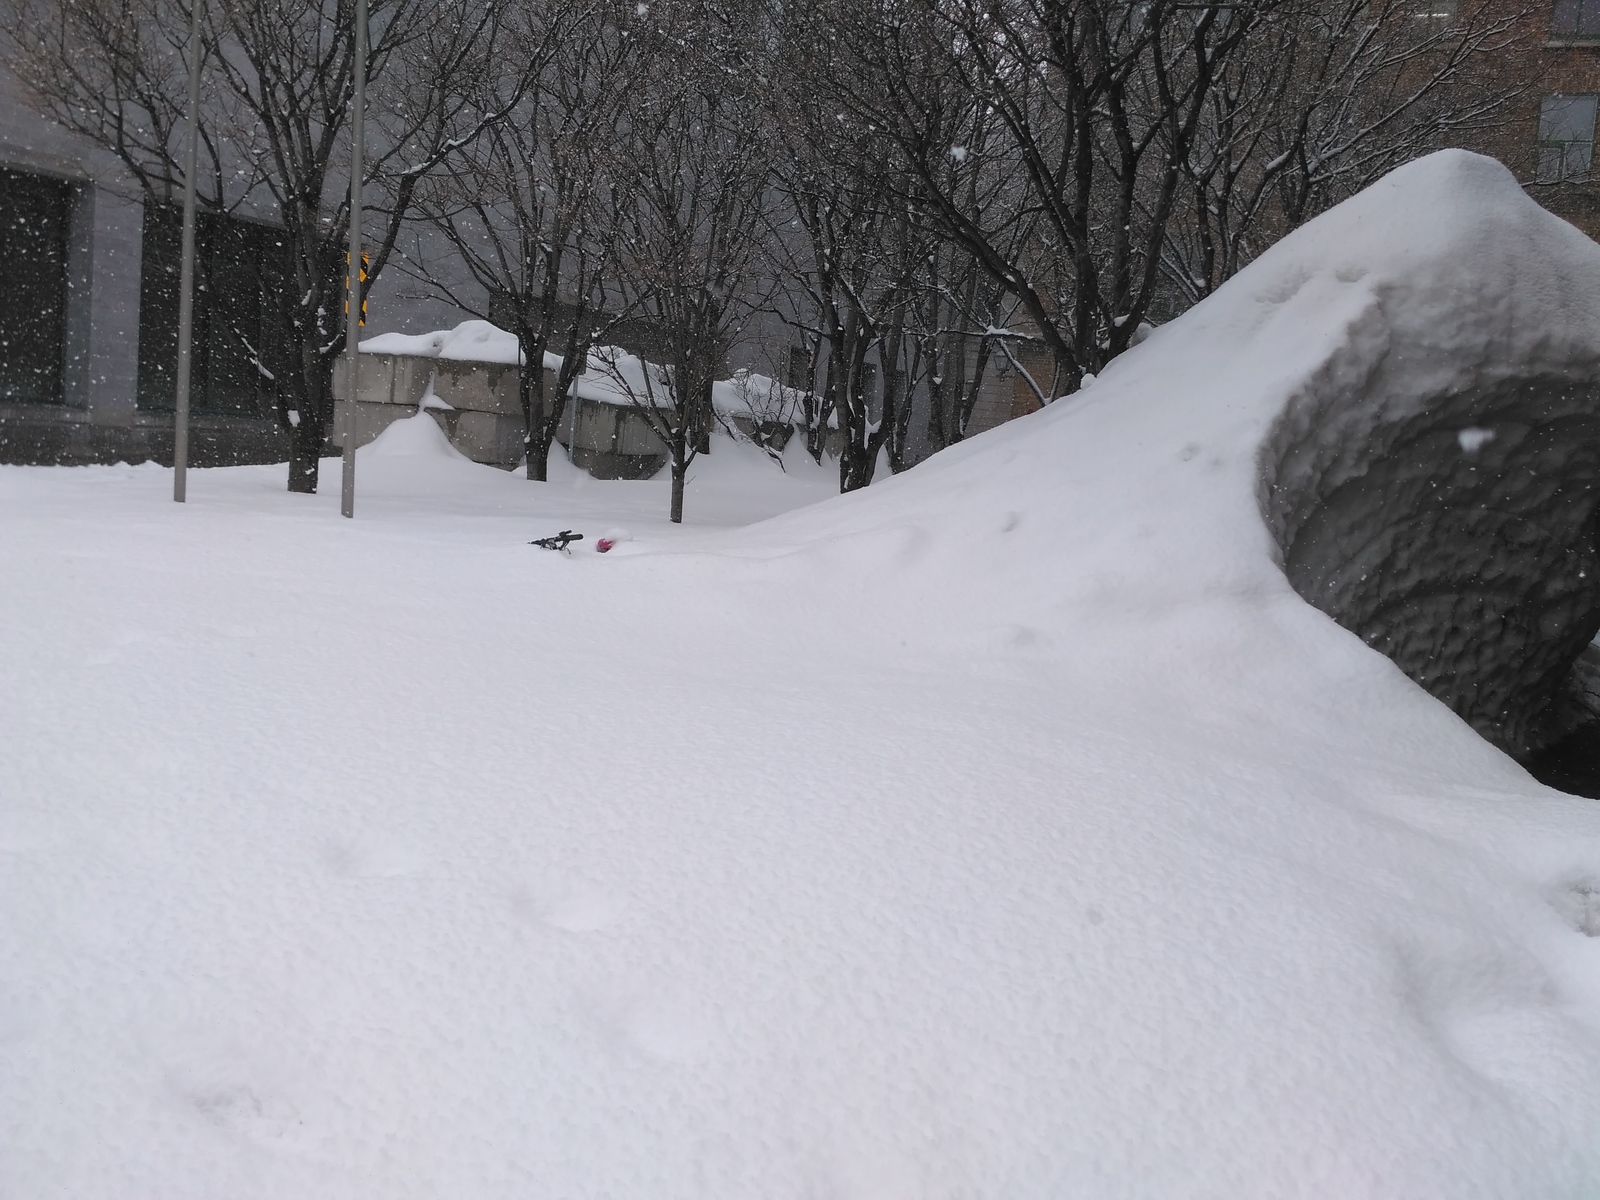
[
  {"x1": 340, "y1": 0, "x2": 366, "y2": 519},
  {"x1": 172, "y1": 0, "x2": 203, "y2": 503}
]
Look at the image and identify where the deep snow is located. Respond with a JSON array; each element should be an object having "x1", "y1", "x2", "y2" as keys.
[{"x1": 6, "y1": 152, "x2": 1600, "y2": 1197}]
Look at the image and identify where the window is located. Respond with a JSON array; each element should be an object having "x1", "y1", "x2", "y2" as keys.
[
  {"x1": 0, "y1": 169, "x2": 72, "y2": 405},
  {"x1": 1537, "y1": 94, "x2": 1599, "y2": 183},
  {"x1": 1554, "y1": 0, "x2": 1600, "y2": 37},
  {"x1": 1411, "y1": 0, "x2": 1456, "y2": 33},
  {"x1": 137, "y1": 203, "x2": 289, "y2": 415}
]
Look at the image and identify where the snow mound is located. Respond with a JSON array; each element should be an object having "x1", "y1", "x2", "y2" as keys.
[{"x1": 361, "y1": 410, "x2": 473, "y2": 463}]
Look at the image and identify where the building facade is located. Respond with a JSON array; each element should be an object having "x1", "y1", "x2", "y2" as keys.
[
  {"x1": 0, "y1": 60, "x2": 466, "y2": 468},
  {"x1": 1500, "y1": 0, "x2": 1600, "y2": 239}
]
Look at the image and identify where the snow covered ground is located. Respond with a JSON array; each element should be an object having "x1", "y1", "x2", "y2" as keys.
[{"x1": 7, "y1": 152, "x2": 1600, "y2": 1197}]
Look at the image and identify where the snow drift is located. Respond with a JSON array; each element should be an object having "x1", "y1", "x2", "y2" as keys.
[{"x1": 8, "y1": 151, "x2": 1600, "y2": 1199}]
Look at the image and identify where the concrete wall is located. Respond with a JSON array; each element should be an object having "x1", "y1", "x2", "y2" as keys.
[
  {"x1": 0, "y1": 63, "x2": 164, "y2": 462},
  {"x1": 331, "y1": 352, "x2": 670, "y2": 478}
]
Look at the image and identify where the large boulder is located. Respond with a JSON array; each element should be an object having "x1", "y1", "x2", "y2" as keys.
[{"x1": 1262, "y1": 371, "x2": 1600, "y2": 757}]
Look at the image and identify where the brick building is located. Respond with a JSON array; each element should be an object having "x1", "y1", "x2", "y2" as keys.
[{"x1": 1471, "y1": 0, "x2": 1600, "y2": 237}]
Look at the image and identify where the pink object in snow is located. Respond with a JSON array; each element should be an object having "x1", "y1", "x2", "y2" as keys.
[{"x1": 596, "y1": 538, "x2": 615, "y2": 553}]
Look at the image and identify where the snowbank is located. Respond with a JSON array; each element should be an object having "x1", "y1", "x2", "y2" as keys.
[{"x1": 7, "y1": 152, "x2": 1600, "y2": 1199}]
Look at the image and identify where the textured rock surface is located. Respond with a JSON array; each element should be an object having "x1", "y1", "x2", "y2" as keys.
[{"x1": 1262, "y1": 372, "x2": 1600, "y2": 757}]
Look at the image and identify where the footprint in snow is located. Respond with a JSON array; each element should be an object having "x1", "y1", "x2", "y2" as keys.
[
  {"x1": 1393, "y1": 936, "x2": 1573, "y2": 1094},
  {"x1": 321, "y1": 833, "x2": 428, "y2": 878},
  {"x1": 988, "y1": 624, "x2": 1044, "y2": 652},
  {"x1": 162, "y1": 1032, "x2": 310, "y2": 1151},
  {"x1": 512, "y1": 879, "x2": 625, "y2": 932},
  {"x1": 598, "y1": 985, "x2": 712, "y2": 1064},
  {"x1": 1551, "y1": 878, "x2": 1600, "y2": 937}
]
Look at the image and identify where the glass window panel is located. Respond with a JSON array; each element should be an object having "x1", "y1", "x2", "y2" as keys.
[
  {"x1": 1540, "y1": 94, "x2": 1598, "y2": 142},
  {"x1": 0, "y1": 169, "x2": 70, "y2": 405},
  {"x1": 138, "y1": 204, "x2": 287, "y2": 415},
  {"x1": 1554, "y1": 0, "x2": 1600, "y2": 34},
  {"x1": 1569, "y1": 136, "x2": 1596, "y2": 178},
  {"x1": 1538, "y1": 144, "x2": 1565, "y2": 184}
]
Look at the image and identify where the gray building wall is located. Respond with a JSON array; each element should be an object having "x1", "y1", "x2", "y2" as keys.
[
  {"x1": 0, "y1": 66, "x2": 474, "y2": 467},
  {"x1": 0, "y1": 64, "x2": 166, "y2": 463}
]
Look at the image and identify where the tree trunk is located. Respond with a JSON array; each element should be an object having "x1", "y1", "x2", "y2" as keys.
[
  {"x1": 519, "y1": 336, "x2": 551, "y2": 481},
  {"x1": 670, "y1": 451, "x2": 686, "y2": 523},
  {"x1": 839, "y1": 439, "x2": 874, "y2": 493},
  {"x1": 695, "y1": 378, "x2": 714, "y2": 455},
  {"x1": 806, "y1": 402, "x2": 829, "y2": 463},
  {"x1": 287, "y1": 417, "x2": 323, "y2": 493},
  {"x1": 526, "y1": 422, "x2": 553, "y2": 481}
]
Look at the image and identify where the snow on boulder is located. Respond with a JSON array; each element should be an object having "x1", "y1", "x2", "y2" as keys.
[{"x1": 1252, "y1": 154, "x2": 1600, "y2": 760}]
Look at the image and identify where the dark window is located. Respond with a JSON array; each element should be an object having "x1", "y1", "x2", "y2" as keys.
[
  {"x1": 1538, "y1": 94, "x2": 1599, "y2": 183},
  {"x1": 0, "y1": 169, "x2": 72, "y2": 404},
  {"x1": 137, "y1": 204, "x2": 289, "y2": 415},
  {"x1": 1553, "y1": 0, "x2": 1600, "y2": 37}
]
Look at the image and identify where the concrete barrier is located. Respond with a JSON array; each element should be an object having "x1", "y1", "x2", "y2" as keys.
[{"x1": 332, "y1": 351, "x2": 669, "y2": 477}]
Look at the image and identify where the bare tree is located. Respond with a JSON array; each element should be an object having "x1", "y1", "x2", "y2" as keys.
[
  {"x1": 911, "y1": 240, "x2": 1012, "y2": 454},
  {"x1": 815, "y1": 0, "x2": 1267, "y2": 391},
  {"x1": 599, "y1": 0, "x2": 773, "y2": 523},
  {"x1": 9, "y1": 0, "x2": 500, "y2": 491},
  {"x1": 766, "y1": 118, "x2": 910, "y2": 491},
  {"x1": 409, "y1": 0, "x2": 649, "y2": 481},
  {"x1": 811, "y1": 0, "x2": 1521, "y2": 401},
  {"x1": 767, "y1": 1, "x2": 998, "y2": 489},
  {"x1": 1161, "y1": 0, "x2": 1526, "y2": 304}
]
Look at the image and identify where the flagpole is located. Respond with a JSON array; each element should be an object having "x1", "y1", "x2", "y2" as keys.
[
  {"x1": 172, "y1": 0, "x2": 203, "y2": 502},
  {"x1": 340, "y1": 0, "x2": 366, "y2": 519}
]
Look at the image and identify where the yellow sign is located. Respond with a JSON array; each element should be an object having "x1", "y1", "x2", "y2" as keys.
[{"x1": 344, "y1": 251, "x2": 369, "y2": 325}]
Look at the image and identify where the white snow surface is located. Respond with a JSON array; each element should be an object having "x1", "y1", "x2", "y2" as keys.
[{"x1": 7, "y1": 152, "x2": 1600, "y2": 1196}]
